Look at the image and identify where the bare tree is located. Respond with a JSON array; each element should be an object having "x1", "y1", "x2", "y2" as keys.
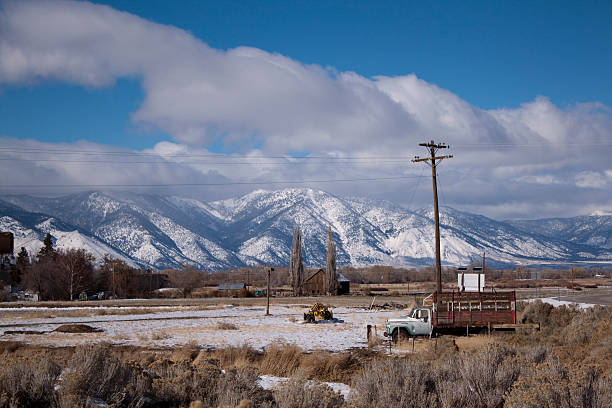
[
  {"x1": 24, "y1": 257, "x2": 56, "y2": 300},
  {"x1": 325, "y1": 225, "x2": 337, "y2": 295},
  {"x1": 289, "y1": 225, "x2": 304, "y2": 296},
  {"x1": 166, "y1": 264, "x2": 202, "y2": 297},
  {"x1": 100, "y1": 256, "x2": 139, "y2": 298},
  {"x1": 56, "y1": 248, "x2": 94, "y2": 301}
]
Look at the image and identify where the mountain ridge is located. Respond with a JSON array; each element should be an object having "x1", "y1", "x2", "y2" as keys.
[{"x1": 1, "y1": 188, "x2": 610, "y2": 270}]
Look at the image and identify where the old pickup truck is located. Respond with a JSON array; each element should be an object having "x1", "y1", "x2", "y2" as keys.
[{"x1": 384, "y1": 290, "x2": 532, "y2": 341}]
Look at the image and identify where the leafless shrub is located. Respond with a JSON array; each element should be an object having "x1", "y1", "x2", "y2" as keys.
[
  {"x1": 436, "y1": 344, "x2": 520, "y2": 408},
  {"x1": 216, "y1": 367, "x2": 274, "y2": 408},
  {"x1": 0, "y1": 356, "x2": 61, "y2": 407},
  {"x1": 217, "y1": 321, "x2": 239, "y2": 330},
  {"x1": 274, "y1": 371, "x2": 344, "y2": 408},
  {"x1": 507, "y1": 356, "x2": 612, "y2": 408},
  {"x1": 350, "y1": 358, "x2": 436, "y2": 408},
  {"x1": 561, "y1": 305, "x2": 612, "y2": 345},
  {"x1": 151, "y1": 364, "x2": 221, "y2": 407},
  {"x1": 521, "y1": 345, "x2": 548, "y2": 364},
  {"x1": 151, "y1": 364, "x2": 270, "y2": 408},
  {"x1": 521, "y1": 300, "x2": 555, "y2": 326},
  {"x1": 58, "y1": 343, "x2": 133, "y2": 406}
]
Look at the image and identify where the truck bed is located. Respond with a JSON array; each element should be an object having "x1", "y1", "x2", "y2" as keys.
[{"x1": 424, "y1": 291, "x2": 516, "y2": 329}]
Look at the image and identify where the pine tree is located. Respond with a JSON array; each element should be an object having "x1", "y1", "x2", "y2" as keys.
[
  {"x1": 289, "y1": 225, "x2": 304, "y2": 296},
  {"x1": 12, "y1": 246, "x2": 29, "y2": 285},
  {"x1": 38, "y1": 233, "x2": 55, "y2": 260},
  {"x1": 326, "y1": 226, "x2": 337, "y2": 295}
]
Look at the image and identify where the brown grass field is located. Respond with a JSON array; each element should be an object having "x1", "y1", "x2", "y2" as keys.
[{"x1": 0, "y1": 281, "x2": 611, "y2": 407}]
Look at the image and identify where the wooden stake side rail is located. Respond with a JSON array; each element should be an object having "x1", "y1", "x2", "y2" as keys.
[{"x1": 429, "y1": 291, "x2": 516, "y2": 328}]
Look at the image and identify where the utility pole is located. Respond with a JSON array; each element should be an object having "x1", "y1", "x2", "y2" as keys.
[
  {"x1": 111, "y1": 261, "x2": 116, "y2": 299},
  {"x1": 413, "y1": 140, "x2": 452, "y2": 295},
  {"x1": 266, "y1": 267, "x2": 273, "y2": 316},
  {"x1": 481, "y1": 252, "x2": 486, "y2": 293},
  {"x1": 482, "y1": 252, "x2": 486, "y2": 275}
]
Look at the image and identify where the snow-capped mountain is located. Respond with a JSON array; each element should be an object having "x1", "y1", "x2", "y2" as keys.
[{"x1": 1, "y1": 189, "x2": 610, "y2": 270}]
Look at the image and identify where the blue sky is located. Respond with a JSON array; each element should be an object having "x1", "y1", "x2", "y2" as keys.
[
  {"x1": 0, "y1": 0, "x2": 611, "y2": 218},
  {"x1": 2, "y1": 0, "x2": 611, "y2": 149}
]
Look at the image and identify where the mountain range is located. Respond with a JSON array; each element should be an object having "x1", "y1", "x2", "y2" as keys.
[{"x1": 1, "y1": 188, "x2": 610, "y2": 270}]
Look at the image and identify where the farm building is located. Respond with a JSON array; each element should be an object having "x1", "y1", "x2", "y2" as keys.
[
  {"x1": 217, "y1": 282, "x2": 247, "y2": 297},
  {"x1": 218, "y1": 282, "x2": 246, "y2": 291},
  {"x1": 302, "y1": 269, "x2": 350, "y2": 295}
]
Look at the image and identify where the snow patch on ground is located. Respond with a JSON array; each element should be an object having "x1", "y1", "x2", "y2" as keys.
[
  {"x1": 527, "y1": 297, "x2": 597, "y2": 309},
  {"x1": 257, "y1": 375, "x2": 351, "y2": 399}
]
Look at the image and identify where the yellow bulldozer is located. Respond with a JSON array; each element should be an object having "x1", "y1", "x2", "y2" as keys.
[{"x1": 303, "y1": 302, "x2": 333, "y2": 323}]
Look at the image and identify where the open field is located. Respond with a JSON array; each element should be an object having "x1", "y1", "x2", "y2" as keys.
[
  {"x1": 0, "y1": 303, "x2": 399, "y2": 351},
  {"x1": 1, "y1": 285, "x2": 611, "y2": 407}
]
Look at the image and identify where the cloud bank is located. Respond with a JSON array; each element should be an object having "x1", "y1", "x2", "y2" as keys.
[{"x1": 0, "y1": 0, "x2": 611, "y2": 219}]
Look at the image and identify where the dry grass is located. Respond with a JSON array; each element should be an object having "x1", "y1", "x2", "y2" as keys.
[
  {"x1": 259, "y1": 344, "x2": 303, "y2": 377},
  {"x1": 150, "y1": 330, "x2": 170, "y2": 340},
  {"x1": 301, "y1": 351, "x2": 359, "y2": 383},
  {"x1": 213, "y1": 344, "x2": 260, "y2": 369},
  {"x1": 0, "y1": 306, "x2": 176, "y2": 320},
  {"x1": 217, "y1": 321, "x2": 240, "y2": 330},
  {"x1": 0, "y1": 299, "x2": 610, "y2": 407}
]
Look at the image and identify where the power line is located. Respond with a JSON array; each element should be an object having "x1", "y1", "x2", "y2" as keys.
[
  {"x1": 1, "y1": 141, "x2": 609, "y2": 158},
  {"x1": 452, "y1": 142, "x2": 612, "y2": 148},
  {"x1": 0, "y1": 157, "x2": 409, "y2": 166},
  {"x1": 0, "y1": 147, "x2": 412, "y2": 160},
  {"x1": 405, "y1": 165, "x2": 426, "y2": 210},
  {"x1": 0, "y1": 175, "x2": 420, "y2": 189}
]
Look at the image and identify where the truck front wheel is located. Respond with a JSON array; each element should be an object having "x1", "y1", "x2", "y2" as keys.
[{"x1": 392, "y1": 328, "x2": 410, "y2": 343}]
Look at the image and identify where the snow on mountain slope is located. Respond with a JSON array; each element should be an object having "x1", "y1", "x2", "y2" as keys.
[
  {"x1": 0, "y1": 215, "x2": 135, "y2": 266},
  {"x1": 507, "y1": 216, "x2": 612, "y2": 250},
  {"x1": 2, "y1": 189, "x2": 611, "y2": 269}
]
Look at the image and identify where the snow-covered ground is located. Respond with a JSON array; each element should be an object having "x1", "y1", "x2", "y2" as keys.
[
  {"x1": 526, "y1": 297, "x2": 597, "y2": 310},
  {"x1": 0, "y1": 304, "x2": 398, "y2": 351}
]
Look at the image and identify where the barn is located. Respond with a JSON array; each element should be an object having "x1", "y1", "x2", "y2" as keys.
[{"x1": 302, "y1": 269, "x2": 350, "y2": 295}]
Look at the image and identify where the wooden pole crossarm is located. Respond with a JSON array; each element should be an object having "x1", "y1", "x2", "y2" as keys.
[
  {"x1": 412, "y1": 157, "x2": 430, "y2": 163},
  {"x1": 412, "y1": 155, "x2": 453, "y2": 163}
]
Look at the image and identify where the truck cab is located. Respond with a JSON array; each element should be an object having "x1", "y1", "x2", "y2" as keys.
[{"x1": 384, "y1": 307, "x2": 432, "y2": 341}]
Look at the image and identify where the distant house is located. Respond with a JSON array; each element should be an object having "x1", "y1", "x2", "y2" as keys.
[
  {"x1": 337, "y1": 273, "x2": 350, "y2": 295},
  {"x1": 7, "y1": 286, "x2": 39, "y2": 302},
  {"x1": 302, "y1": 269, "x2": 350, "y2": 295},
  {"x1": 218, "y1": 282, "x2": 246, "y2": 291}
]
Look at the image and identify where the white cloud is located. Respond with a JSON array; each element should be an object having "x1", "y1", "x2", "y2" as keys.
[
  {"x1": 575, "y1": 171, "x2": 611, "y2": 189},
  {"x1": 0, "y1": 0, "x2": 611, "y2": 219}
]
